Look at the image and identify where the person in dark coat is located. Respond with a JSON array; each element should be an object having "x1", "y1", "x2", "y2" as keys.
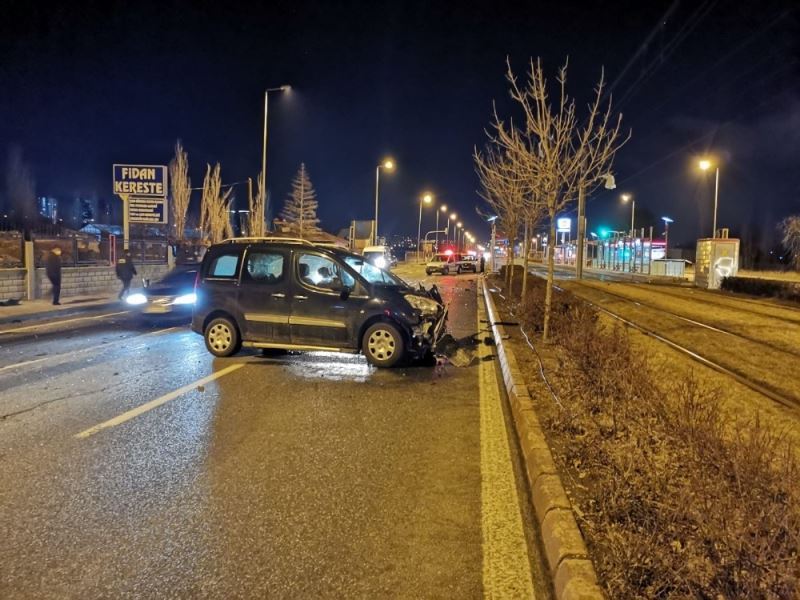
[
  {"x1": 45, "y1": 247, "x2": 62, "y2": 305},
  {"x1": 115, "y1": 252, "x2": 137, "y2": 300},
  {"x1": 479, "y1": 254, "x2": 486, "y2": 273}
]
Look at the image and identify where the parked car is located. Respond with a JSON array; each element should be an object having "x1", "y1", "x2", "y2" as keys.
[
  {"x1": 126, "y1": 268, "x2": 198, "y2": 318},
  {"x1": 456, "y1": 254, "x2": 479, "y2": 273},
  {"x1": 425, "y1": 252, "x2": 457, "y2": 275},
  {"x1": 191, "y1": 238, "x2": 446, "y2": 367}
]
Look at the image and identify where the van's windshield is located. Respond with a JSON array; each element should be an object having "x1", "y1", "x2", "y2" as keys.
[{"x1": 343, "y1": 256, "x2": 406, "y2": 287}]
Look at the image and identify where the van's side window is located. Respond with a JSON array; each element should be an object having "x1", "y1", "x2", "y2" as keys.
[
  {"x1": 297, "y1": 253, "x2": 354, "y2": 291},
  {"x1": 244, "y1": 252, "x2": 284, "y2": 283},
  {"x1": 208, "y1": 253, "x2": 240, "y2": 278}
]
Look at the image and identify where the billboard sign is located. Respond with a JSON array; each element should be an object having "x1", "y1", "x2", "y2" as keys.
[
  {"x1": 556, "y1": 217, "x2": 571, "y2": 233},
  {"x1": 113, "y1": 164, "x2": 168, "y2": 197},
  {"x1": 128, "y1": 196, "x2": 168, "y2": 224}
]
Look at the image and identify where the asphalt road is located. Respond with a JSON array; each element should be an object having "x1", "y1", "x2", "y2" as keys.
[{"x1": 0, "y1": 270, "x2": 550, "y2": 599}]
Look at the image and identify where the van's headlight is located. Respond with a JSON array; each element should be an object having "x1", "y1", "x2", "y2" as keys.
[
  {"x1": 404, "y1": 294, "x2": 439, "y2": 316},
  {"x1": 126, "y1": 293, "x2": 147, "y2": 305},
  {"x1": 374, "y1": 256, "x2": 387, "y2": 269},
  {"x1": 172, "y1": 293, "x2": 197, "y2": 305}
]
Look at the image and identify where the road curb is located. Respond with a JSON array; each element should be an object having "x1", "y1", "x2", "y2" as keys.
[{"x1": 480, "y1": 279, "x2": 604, "y2": 600}]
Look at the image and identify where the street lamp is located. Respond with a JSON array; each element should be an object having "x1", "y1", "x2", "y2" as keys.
[
  {"x1": 449, "y1": 213, "x2": 457, "y2": 244},
  {"x1": 621, "y1": 193, "x2": 634, "y2": 236},
  {"x1": 457, "y1": 222, "x2": 463, "y2": 251},
  {"x1": 262, "y1": 85, "x2": 290, "y2": 231},
  {"x1": 373, "y1": 158, "x2": 395, "y2": 245},
  {"x1": 436, "y1": 204, "x2": 447, "y2": 250},
  {"x1": 417, "y1": 192, "x2": 433, "y2": 262},
  {"x1": 698, "y1": 159, "x2": 720, "y2": 237},
  {"x1": 662, "y1": 216, "x2": 674, "y2": 255}
]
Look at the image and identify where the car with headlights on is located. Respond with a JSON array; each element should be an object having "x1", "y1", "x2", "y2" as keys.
[
  {"x1": 191, "y1": 238, "x2": 446, "y2": 367},
  {"x1": 126, "y1": 268, "x2": 198, "y2": 318},
  {"x1": 362, "y1": 245, "x2": 394, "y2": 270}
]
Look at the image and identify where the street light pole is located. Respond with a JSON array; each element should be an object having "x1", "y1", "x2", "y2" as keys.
[
  {"x1": 373, "y1": 158, "x2": 395, "y2": 245},
  {"x1": 417, "y1": 193, "x2": 432, "y2": 262},
  {"x1": 713, "y1": 166, "x2": 719, "y2": 237},
  {"x1": 262, "y1": 85, "x2": 290, "y2": 232},
  {"x1": 437, "y1": 205, "x2": 447, "y2": 251},
  {"x1": 621, "y1": 193, "x2": 634, "y2": 236},
  {"x1": 698, "y1": 159, "x2": 720, "y2": 237},
  {"x1": 662, "y1": 217, "x2": 674, "y2": 255}
]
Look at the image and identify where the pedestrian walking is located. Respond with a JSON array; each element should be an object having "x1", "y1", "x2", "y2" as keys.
[
  {"x1": 115, "y1": 252, "x2": 137, "y2": 300},
  {"x1": 479, "y1": 254, "x2": 486, "y2": 273},
  {"x1": 46, "y1": 247, "x2": 63, "y2": 305}
]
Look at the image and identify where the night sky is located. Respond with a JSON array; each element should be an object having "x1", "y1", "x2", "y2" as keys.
[{"x1": 1, "y1": 0, "x2": 798, "y2": 250}]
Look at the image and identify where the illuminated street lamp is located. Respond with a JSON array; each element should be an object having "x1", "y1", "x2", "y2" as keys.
[
  {"x1": 448, "y1": 212, "x2": 457, "y2": 244},
  {"x1": 417, "y1": 192, "x2": 433, "y2": 261},
  {"x1": 457, "y1": 222, "x2": 463, "y2": 251},
  {"x1": 621, "y1": 193, "x2": 634, "y2": 235},
  {"x1": 662, "y1": 216, "x2": 674, "y2": 254},
  {"x1": 262, "y1": 84, "x2": 290, "y2": 230},
  {"x1": 698, "y1": 159, "x2": 720, "y2": 237},
  {"x1": 373, "y1": 158, "x2": 395, "y2": 244}
]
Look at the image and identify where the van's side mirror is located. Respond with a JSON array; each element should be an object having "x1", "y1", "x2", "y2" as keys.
[{"x1": 340, "y1": 285, "x2": 352, "y2": 300}]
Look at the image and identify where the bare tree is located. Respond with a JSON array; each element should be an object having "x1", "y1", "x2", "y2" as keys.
[
  {"x1": 248, "y1": 171, "x2": 266, "y2": 237},
  {"x1": 200, "y1": 163, "x2": 233, "y2": 244},
  {"x1": 281, "y1": 163, "x2": 321, "y2": 239},
  {"x1": 169, "y1": 141, "x2": 191, "y2": 242},
  {"x1": 492, "y1": 58, "x2": 628, "y2": 341},
  {"x1": 474, "y1": 142, "x2": 525, "y2": 288},
  {"x1": 780, "y1": 215, "x2": 800, "y2": 270},
  {"x1": 5, "y1": 145, "x2": 36, "y2": 223}
]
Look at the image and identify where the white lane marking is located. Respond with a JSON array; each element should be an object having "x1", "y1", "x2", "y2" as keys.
[
  {"x1": 477, "y1": 282, "x2": 536, "y2": 598},
  {"x1": 0, "y1": 327, "x2": 181, "y2": 373},
  {"x1": 0, "y1": 311, "x2": 129, "y2": 335},
  {"x1": 74, "y1": 363, "x2": 244, "y2": 439}
]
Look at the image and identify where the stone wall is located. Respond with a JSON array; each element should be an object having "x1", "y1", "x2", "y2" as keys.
[
  {"x1": 0, "y1": 269, "x2": 26, "y2": 301},
  {"x1": 35, "y1": 264, "x2": 171, "y2": 299}
]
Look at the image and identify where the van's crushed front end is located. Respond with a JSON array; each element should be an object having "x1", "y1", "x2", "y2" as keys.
[{"x1": 403, "y1": 284, "x2": 448, "y2": 356}]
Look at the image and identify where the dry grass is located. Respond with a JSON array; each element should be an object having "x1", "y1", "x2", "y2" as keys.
[{"x1": 498, "y1": 275, "x2": 800, "y2": 598}]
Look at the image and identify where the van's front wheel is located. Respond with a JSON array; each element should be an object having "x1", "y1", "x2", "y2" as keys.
[{"x1": 363, "y1": 322, "x2": 404, "y2": 368}]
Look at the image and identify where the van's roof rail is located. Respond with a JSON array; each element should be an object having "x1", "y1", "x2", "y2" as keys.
[{"x1": 222, "y1": 236, "x2": 315, "y2": 246}]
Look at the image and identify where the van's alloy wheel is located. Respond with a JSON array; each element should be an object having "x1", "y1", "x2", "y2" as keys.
[
  {"x1": 363, "y1": 322, "x2": 404, "y2": 367},
  {"x1": 204, "y1": 317, "x2": 241, "y2": 357}
]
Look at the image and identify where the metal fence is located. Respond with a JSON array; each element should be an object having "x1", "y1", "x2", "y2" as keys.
[{"x1": 32, "y1": 235, "x2": 168, "y2": 267}]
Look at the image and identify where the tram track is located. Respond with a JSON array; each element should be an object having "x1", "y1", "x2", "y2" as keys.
[
  {"x1": 554, "y1": 280, "x2": 800, "y2": 412},
  {"x1": 570, "y1": 281, "x2": 800, "y2": 359},
  {"x1": 624, "y1": 282, "x2": 800, "y2": 326}
]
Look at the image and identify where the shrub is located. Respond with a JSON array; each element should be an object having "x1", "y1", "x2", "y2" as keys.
[
  {"x1": 721, "y1": 276, "x2": 800, "y2": 303},
  {"x1": 499, "y1": 277, "x2": 800, "y2": 598}
]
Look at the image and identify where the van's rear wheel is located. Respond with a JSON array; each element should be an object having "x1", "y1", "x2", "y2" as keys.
[
  {"x1": 204, "y1": 317, "x2": 241, "y2": 357},
  {"x1": 363, "y1": 322, "x2": 404, "y2": 368},
  {"x1": 443, "y1": 266, "x2": 449, "y2": 275}
]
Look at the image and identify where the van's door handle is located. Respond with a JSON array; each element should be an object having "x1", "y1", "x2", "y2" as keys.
[
  {"x1": 271, "y1": 293, "x2": 286, "y2": 298},
  {"x1": 294, "y1": 295, "x2": 308, "y2": 300}
]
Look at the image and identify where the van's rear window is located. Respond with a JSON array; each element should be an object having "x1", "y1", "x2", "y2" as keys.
[{"x1": 208, "y1": 254, "x2": 239, "y2": 277}]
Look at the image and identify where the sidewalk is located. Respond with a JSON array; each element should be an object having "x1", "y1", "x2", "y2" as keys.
[{"x1": 0, "y1": 294, "x2": 123, "y2": 326}]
